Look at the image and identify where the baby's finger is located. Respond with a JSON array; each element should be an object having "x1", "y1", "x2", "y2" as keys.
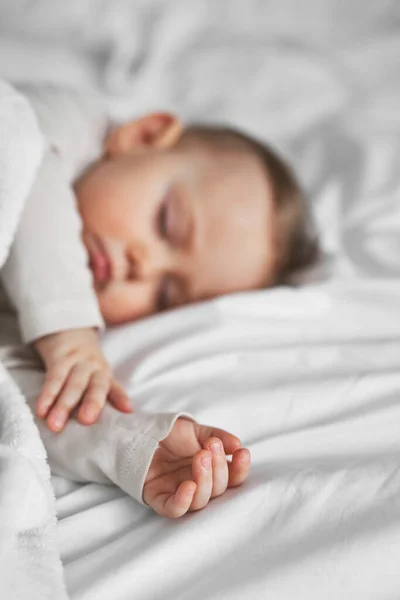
[
  {"x1": 204, "y1": 437, "x2": 229, "y2": 498},
  {"x1": 108, "y1": 380, "x2": 133, "y2": 413},
  {"x1": 151, "y1": 481, "x2": 197, "y2": 519},
  {"x1": 46, "y1": 364, "x2": 92, "y2": 432},
  {"x1": 227, "y1": 448, "x2": 251, "y2": 488},
  {"x1": 197, "y1": 425, "x2": 242, "y2": 456},
  {"x1": 77, "y1": 370, "x2": 111, "y2": 425},
  {"x1": 36, "y1": 364, "x2": 72, "y2": 418},
  {"x1": 189, "y1": 450, "x2": 213, "y2": 511}
]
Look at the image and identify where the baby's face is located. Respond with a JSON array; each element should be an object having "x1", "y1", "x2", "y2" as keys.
[{"x1": 75, "y1": 116, "x2": 276, "y2": 324}]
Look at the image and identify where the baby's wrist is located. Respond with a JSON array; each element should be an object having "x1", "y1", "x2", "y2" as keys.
[{"x1": 33, "y1": 327, "x2": 99, "y2": 363}]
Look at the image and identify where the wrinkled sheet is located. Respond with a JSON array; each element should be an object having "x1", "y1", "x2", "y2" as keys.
[
  {"x1": 54, "y1": 281, "x2": 400, "y2": 600},
  {"x1": 0, "y1": 1, "x2": 400, "y2": 598}
]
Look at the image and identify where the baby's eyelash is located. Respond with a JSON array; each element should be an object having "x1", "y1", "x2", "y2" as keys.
[
  {"x1": 158, "y1": 198, "x2": 169, "y2": 239},
  {"x1": 157, "y1": 276, "x2": 170, "y2": 311}
]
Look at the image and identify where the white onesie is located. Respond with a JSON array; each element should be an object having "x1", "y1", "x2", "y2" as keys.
[
  {"x1": 1, "y1": 83, "x2": 106, "y2": 342},
  {"x1": 0, "y1": 84, "x2": 190, "y2": 506}
]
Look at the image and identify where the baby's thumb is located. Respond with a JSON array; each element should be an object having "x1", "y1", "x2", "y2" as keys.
[{"x1": 108, "y1": 380, "x2": 133, "y2": 413}]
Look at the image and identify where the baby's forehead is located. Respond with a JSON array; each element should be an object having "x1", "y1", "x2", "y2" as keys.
[
  {"x1": 201, "y1": 142, "x2": 274, "y2": 225},
  {"x1": 191, "y1": 146, "x2": 277, "y2": 295}
]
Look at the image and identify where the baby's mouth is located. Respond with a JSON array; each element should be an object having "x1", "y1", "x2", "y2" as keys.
[{"x1": 87, "y1": 234, "x2": 112, "y2": 287}]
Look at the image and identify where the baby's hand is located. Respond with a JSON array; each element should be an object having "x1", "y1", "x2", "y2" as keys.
[
  {"x1": 143, "y1": 418, "x2": 251, "y2": 518},
  {"x1": 34, "y1": 328, "x2": 132, "y2": 432}
]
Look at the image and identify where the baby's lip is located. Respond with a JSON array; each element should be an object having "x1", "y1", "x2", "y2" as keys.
[{"x1": 88, "y1": 235, "x2": 112, "y2": 286}]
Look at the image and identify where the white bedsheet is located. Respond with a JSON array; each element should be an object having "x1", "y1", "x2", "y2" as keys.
[
  {"x1": 54, "y1": 282, "x2": 400, "y2": 600},
  {"x1": 1, "y1": 1, "x2": 400, "y2": 598}
]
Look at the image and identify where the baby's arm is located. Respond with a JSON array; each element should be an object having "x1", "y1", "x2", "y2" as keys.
[
  {"x1": 1, "y1": 146, "x2": 102, "y2": 342},
  {"x1": 41, "y1": 406, "x2": 250, "y2": 517},
  {"x1": 1, "y1": 144, "x2": 131, "y2": 431},
  {"x1": 12, "y1": 366, "x2": 250, "y2": 517}
]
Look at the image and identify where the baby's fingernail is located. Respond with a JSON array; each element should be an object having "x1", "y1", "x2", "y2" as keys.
[
  {"x1": 82, "y1": 403, "x2": 98, "y2": 420},
  {"x1": 210, "y1": 442, "x2": 221, "y2": 455},
  {"x1": 240, "y1": 452, "x2": 250, "y2": 463},
  {"x1": 36, "y1": 400, "x2": 49, "y2": 416},
  {"x1": 201, "y1": 456, "x2": 211, "y2": 469},
  {"x1": 50, "y1": 416, "x2": 63, "y2": 430}
]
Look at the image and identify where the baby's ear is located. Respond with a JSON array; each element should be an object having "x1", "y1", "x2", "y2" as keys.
[{"x1": 105, "y1": 113, "x2": 182, "y2": 156}]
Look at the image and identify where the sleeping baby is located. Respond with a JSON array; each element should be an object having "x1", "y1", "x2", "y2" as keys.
[{"x1": 0, "y1": 84, "x2": 319, "y2": 517}]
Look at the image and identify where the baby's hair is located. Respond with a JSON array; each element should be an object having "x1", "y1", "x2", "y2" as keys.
[{"x1": 182, "y1": 125, "x2": 320, "y2": 286}]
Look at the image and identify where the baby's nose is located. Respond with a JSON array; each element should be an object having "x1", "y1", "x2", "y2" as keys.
[{"x1": 127, "y1": 242, "x2": 166, "y2": 282}]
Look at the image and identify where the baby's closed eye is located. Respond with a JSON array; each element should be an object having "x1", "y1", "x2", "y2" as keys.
[{"x1": 157, "y1": 186, "x2": 193, "y2": 250}]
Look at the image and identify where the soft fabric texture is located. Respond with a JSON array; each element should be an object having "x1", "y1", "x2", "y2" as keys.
[
  {"x1": 0, "y1": 76, "x2": 68, "y2": 600},
  {"x1": 55, "y1": 281, "x2": 400, "y2": 600},
  {"x1": 0, "y1": 79, "x2": 44, "y2": 266}
]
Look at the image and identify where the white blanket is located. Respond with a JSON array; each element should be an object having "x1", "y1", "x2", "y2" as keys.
[{"x1": 0, "y1": 78, "x2": 68, "y2": 600}]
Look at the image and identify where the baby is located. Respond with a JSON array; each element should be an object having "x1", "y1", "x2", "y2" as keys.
[{"x1": 1, "y1": 85, "x2": 318, "y2": 517}]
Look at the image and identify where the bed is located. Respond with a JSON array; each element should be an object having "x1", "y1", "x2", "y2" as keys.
[{"x1": 1, "y1": 1, "x2": 400, "y2": 598}]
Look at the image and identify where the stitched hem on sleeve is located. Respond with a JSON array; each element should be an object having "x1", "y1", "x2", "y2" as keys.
[{"x1": 118, "y1": 412, "x2": 194, "y2": 505}]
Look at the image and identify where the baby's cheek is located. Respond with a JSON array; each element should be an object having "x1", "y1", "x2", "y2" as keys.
[{"x1": 97, "y1": 282, "x2": 154, "y2": 325}]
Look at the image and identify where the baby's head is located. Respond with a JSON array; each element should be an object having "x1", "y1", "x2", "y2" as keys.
[{"x1": 75, "y1": 113, "x2": 319, "y2": 324}]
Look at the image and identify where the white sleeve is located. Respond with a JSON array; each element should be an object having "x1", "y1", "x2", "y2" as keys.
[
  {"x1": 8, "y1": 362, "x2": 193, "y2": 505},
  {"x1": 1, "y1": 146, "x2": 104, "y2": 343},
  {"x1": 0, "y1": 84, "x2": 108, "y2": 343},
  {"x1": 37, "y1": 404, "x2": 194, "y2": 505}
]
